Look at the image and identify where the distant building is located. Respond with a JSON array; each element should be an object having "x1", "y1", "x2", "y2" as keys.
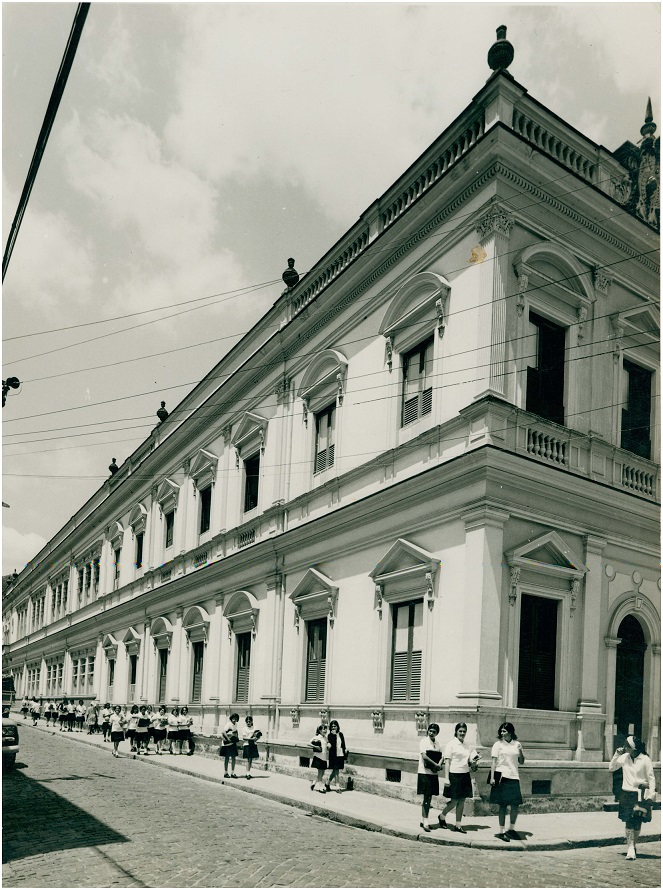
[{"x1": 3, "y1": 28, "x2": 659, "y2": 802}]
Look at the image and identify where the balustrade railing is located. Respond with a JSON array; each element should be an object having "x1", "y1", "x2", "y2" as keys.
[
  {"x1": 526, "y1": 427, "x2": 568, "y2": 465},
  {"x1": 621, "y1": 464, "x2": 656, "y2": 497},
  {"x1": 512, "y1": 110, "x2": 597, "y2": 183}
]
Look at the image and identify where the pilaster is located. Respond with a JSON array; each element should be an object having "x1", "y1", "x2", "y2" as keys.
[{"x1": 578, "y1": 536, "x2": 607, "y2": 712}]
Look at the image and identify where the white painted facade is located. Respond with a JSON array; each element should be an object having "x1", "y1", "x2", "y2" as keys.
[{"x1": 4, "y1": 50, "x2": 660, "y2": 797}]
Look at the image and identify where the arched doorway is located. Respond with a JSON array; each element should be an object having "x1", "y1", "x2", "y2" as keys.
[{"x1": 614, "y1": 615, "x2": 646, "y2": 739}]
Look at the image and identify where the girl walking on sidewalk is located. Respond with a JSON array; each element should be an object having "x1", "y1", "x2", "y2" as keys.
[
  {"x1": 167, "y1": 707, "x2": 180, "y2": 754},
  {"x1": 126, "y1": 705, "x2": 139, "y2": 752},
  {"x1": 418, "y1": 723, "x2": 442, "y2": 831},
  {"x1": 489, "y1": 722, "x2": 525, "y2": 841},
  {"x1": 109, "y1": 705, "x2": 126, "y2": 757},
  {"x1": 326, "y1": 720, "x2": 348, "y2": 792},
  {"x1": 439, "y1": 722, "x2": 479, "y2": 833},
  {"x1": 100, "y1": 703, "x2": 112, "y2": 741},
  {"x1": 241, "y1": 715, "x2": 261, "y2": 777},
  {"x1": 220, "y1": 713, "x2": 240, "y2": 776},
  {"x1": 45, "y1": 700, "x2": 56, "y2": 728},
  {"x1": 609, "y1": 735, "x2": 656, "y2": 860},
  {"x1": 152, "y1": 706, "x2": 168, "y2": 755}
]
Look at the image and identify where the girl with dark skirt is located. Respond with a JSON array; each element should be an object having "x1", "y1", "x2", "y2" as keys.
[
  {"x1": 609, "y1": 735, "x2": 656, "y2": 860},
  {"x1": 310, "y1": 724, "x2": 329, "y2": 793},
  {"x1": 439, "y1": 722, "x2": 480, "y2": 833},
  {"x1": 489, "y1": 722, "x2": 525, "y2": 841},
  {"x1": 58, "y1": 699, "x2": 68, "y2": 731},
  {"x1": 109, "y1": 705, "x2": 126, "y2": 757},
  {"x1": 418, "y1": 723, "x2": 442, "y2": 832},
  {"x1": 75, "y1": 699, "x2": 86, "y2": 732},
  {"x1": 151, "y1": 705, "x2": 168, "y2": 755},
  {"x1": 45, "y1": 700, "x2": 56, "y2": 728},
  {"x1": 126, "y1": 705, "x2": 139, "y2": 752},
  {"x1": 167, "y1": 707, "x2": 180, "y2": 755},
  {"x1": 326, "y1": 720, "x2": 348, "y2": 792},
  {"x1": 135, "y1": 705, "x2": 151, "y2": 753},
  {"x1": 220, "y1": 713, "x2": 240, "y2": 776},
  {"x1": 20, "y1": 697, "x2": 30, "y2": 720},
  {"x1": 66, "y1": 699, "x2": 76, "y2": 732},
  {"x1": 179, "y1": 706, "x2": 194, "y2": 756},
  {"x1": 100, "y1": 703, "x2": 112, "y2": 741},
  {"x1": 30, "y1": 698, "x2": 41, "y2": 726},
  {"x1": 241, "y1": 715, "x2": 261, "y2": 777}
]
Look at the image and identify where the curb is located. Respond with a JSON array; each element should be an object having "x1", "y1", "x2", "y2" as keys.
[{"x1": 18, "y1": 720, "x2": 662, "y2": 853}]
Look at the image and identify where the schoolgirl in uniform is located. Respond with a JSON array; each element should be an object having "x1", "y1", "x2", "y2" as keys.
[
  {"x1": 135, "y1": 705, "x2": 151, "y2": 753},
  {"x1": 20, "y1": 697, "x2": 30, "y2": 720},
  {"x1": 58, "y1": 699, "x2": 69, "y2": 731},
  {"x1": 418, "y1": 723, "x2": 443, "y2": 831},
  {"x1": 85, "y1": 702, "x2": 97, "y2": 734},
  {"x1": 179, "y1": 706, "x2": 194, "y2": 756},
  {"x1": 167, "y1": 707, "x2": 180, "y2": 754},
  {"x1": 66, "y1": 699, "x2": 76, "y2": 732},
  {"x1": 45, "y1": 700, "x2": 56, "y2": 727},
  {"x1": 439, "y1": 722, "x2": 479, "y2": 833},
  {"x1": 75, "y1": 699, "x2": 86, "y2": 732},
  {"x1": 489, "y1": 722, "x2": 525, "y2": 841},
  {"x1": 151, "y1": 706, "x2": 168, "y2": 755},
  {"x1": 310, "y1": 724, "x2": 329, "y2": 792},
  {"x1": 100, "y1": 703, "x2": 112, "y2": 741},
  {"x1": 242, "y1": 715, "x2": 261, "y2": 778},
  {"x1": 220, "y1": 713, "x2": 240, "y2": 777},
  {"x1": 30, "y1": 698, "x2": 42, "y2": 726},
  {"x1": 109, "y1": 705, "x2": 126, "y2": 757},
  {"x1": 126, "y1": 705, "x2": 139, "y2": 752},
  {"x1": 326, "y1": 720, "x2": 348, "y2": 792}
]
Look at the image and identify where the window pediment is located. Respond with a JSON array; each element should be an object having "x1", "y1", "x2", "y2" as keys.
[
  {"x1": 506, "y1": 531, "x2": 587, "y2": 580},
  {"x1": 231, "y1": 412, "x2": 267, "y2": 459},
  {"x1": 298, "y1": 349, "x2": 348, "y2": 412},
  {"x1": 379, "y1": 272, "x2": 450, "y2": 354},
  {"x1": 224, "y1": 590, "x2": 259, "y2": 637},
  {"x1": 290, "y1": 568, "x2": 338, "y2": 628},
  {"x1": 129, "y1": 503, "x2": 148, "y2": 535},
  {"x1": 155, "y1": 478, "x2": 179, "y2": 514},
  {"x1": 102, "y1": 633, "x2": 118, "y2": 659},
  {"x1": 151, "y1": 616, "x2": 174, "y2": 650},
  {"x1": 370, "y1": 538, "x2": 439, "y2": 612},
  {"x1": 122, "y1": 626, "x2": 142, "y2": 655},
  {"x1": 613, "y1": 304, "x2": 659, "y2": 348},
  {"x1": 183, "y1": 605, "x2": 210, "y2": 644},
  {"x1": 109, "y1": 521, "x2": 124, "y2": 550},
  {"x1": 189, "y1": 448, "x2": 218, "y2": 490},
  {"x1": 514, "y1": 243, "x2": 594, "y2": 313}
]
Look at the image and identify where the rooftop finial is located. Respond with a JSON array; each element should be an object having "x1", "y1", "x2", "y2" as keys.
[
  {"x1": 282, "y1": 258, "x2": 299, "y2": 289},
  {"x1": 641, "y1": 97, "x2": 656, "y2": 141},
  {"x1": 156, "y1": 401, "x2": 169, "y2": 423},
  {"x1": 487, "y1": 25, "x2": 514, "y2": 72},
  {"x1": 108, "y1": 458, "x2": 119, "y2": 475}
]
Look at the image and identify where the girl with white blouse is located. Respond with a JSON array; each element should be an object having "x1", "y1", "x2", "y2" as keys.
[
  {"x1": 489, "y1": 722, "x2": 525, "y2": 841},
  {"x1": 609, "y1": 735, "x2": 657, "y2": 860},
  {"x1": 439, "y1": 722, "x2": 479, "y2": 833},
  {"x1": 309, "y1": 725, "x2": 329, "y2": 793},
  {"x1": 109, "y1": 705, "x2": 126, "y2": 757},
  {"x1": 417, "y1": 723, "x2": 443, "y2": 831}
]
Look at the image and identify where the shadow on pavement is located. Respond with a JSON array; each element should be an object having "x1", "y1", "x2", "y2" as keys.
[{"x1": 2, "y1": 769, "x2": 128, "y2": 863}]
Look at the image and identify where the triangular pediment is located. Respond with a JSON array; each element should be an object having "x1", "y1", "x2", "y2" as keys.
[
  {"x1": 507, "y1": 531, "x2": 587, "y2": 575},
  {"x1": 618, "y1": 304, "x2": 659, "y2": 344},
  {"x1": 369, "y1": 538, "x2": 440, "y2": 582},
  {"x1": 290, "y1": 568, "x2": 338, "y2": 602},
  {"x1": 155, "y1": 478, "x2": 179, "y2": 508},
  {"x1": 189, "y1": 448, "x2": 218, "y2": 481},
  {"x1": 232, "y1": 411, "x2": 267, "y2": 452}
]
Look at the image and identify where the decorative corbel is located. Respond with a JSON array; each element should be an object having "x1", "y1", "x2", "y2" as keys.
[
  {"x1": 259, "y1": 427, "x2": 265, "y2": 455},
  {"x1": 516, "y1": 273, "x2": 528, "y2": 316},
  {"x1": 570, "y1": 577, "x2": 580, "y2": 616},
  {"x1": 577, "y1": 306, "x2": 588, "y2": 342},
  {"x1": 294, "y1": 603, "x2": 301, "y2": 632},
  {"x1": 509, "y1": 566, "x2": 520, "y2": 606},
  {"x1": 610, "y1": 315, "x2": 624, "y2": 365},
  {"x1": 290, "y1": 707, "x2": 300, "y2": 728},
  {"x1": 593, "y1": 267, "x2": 612, "y2": 296},
  {"x1": 415, "y1": 710, "x2": 429, "y2": 736},
  {"x1": 302, "y1": 399, "x2": 309, "y2": 428},
  {"x1": 375, "y1": 583, "x2": 383, "y2": 619},
  {"x1": 250, "y1": 611, "x2": 257, "y2": 639},
  {"x1": 425, "y1": 571, "x2": 435, "y2": 610},
  {"x1": 435, "y1": 297, "x2": 446, "y2": 338},
  {"x1": 385, "y1": 334, "x2": 394, "y2": 372},
  {"x1": 372, "y1": 709, "x2": 385, "y2": 733},
  {"x1": 235, "y1": 448, "x2": 240, "y2": 470},
  {"x1": 319, "y1": 707, "x2": 330, "y2": 727},
  {"x1": 227, "y1": 618, "x2": 233, "y2": 641},
  {"x1": 328, "y1": 594, "x2": 336, "y2": 628},
  {"x1": 336, "y1": 372, "x2": 344, "y2": 406}
]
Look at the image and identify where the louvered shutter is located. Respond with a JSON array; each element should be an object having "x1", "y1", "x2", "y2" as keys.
[
  {"x1": 314, "y1": 407, "x2": 336, "y2": 473},
  {"x1": 401, "y1": 338, "x2": 434, "y2": 426},
  {"x1": 235, "y1": 633, "x2": 251, "y2": 702},
  {"x1": 517, "y1": 594, "x2": 557, "y2": 710},
  {"x1": 421, "y1": 387, "x2": 433, "y2": 417},
  {"x1": 158, "y1": 649, "x2": 168, "y2": 703},
  {"x1": 191, "y1": 641, "x2": 204, "y2": 703},
  {"x1": 391, "y1": 601, "x2": 423, "y2": 702},
  {"x1": 305, "y1": 618, "x2": 327, "y2": 702}
]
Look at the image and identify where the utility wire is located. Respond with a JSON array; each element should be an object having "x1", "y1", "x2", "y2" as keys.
[{"x1": 3, "y1": 3, "x2": 90, "y2": 282}]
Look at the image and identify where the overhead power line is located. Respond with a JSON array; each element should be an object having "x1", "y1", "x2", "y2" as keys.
[{"x1": 3, "y1": 3, "x2": 91, "y2": 282}]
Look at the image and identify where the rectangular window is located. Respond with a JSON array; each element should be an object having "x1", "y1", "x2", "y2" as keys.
[
  {"x1": 164, "y1": 511, "x2": 175, "y2": 549},
  {"x1": 314, "y1": 406, "x2": 336, "y2": 474},
  {"x1": 158, "y1": 649, "x2": 168, "y2": 703},
  {"x1": 135, "y1": 533, "x2": 144, "y2": 569},
  {"x1": 77, "y1": 568, "x2": 84, "y2": 605},
  {"x1": 401, "y1": 337, "x2": 434, "y2": 426},
  {"x1": 191, "y1": 640, "x2": 204, "y2": 703},
  {"x1": 621, "y1": 359, "x2": 652, "y2": 460},
  {"x1": 108, "y1": 659, "x2": 115, "y2": 694},
  {"x1": 87, "y1": 656, "x2": 94, "y2": 689},
  {"x1": 128, "y1": 653, "x2": 138, "y2": 702},
  {"x1": 243, "y1": 454, "x2": 260, "y2": 513},
  {"x1": 390, "y1": 600, "x2": 423, "y2": 702},
  {"x1": 72, "y1": 659, "x2": 79, "y2": 691},
  {"x1": 517, "y1": 593, "x2": 558, "y2": 710},
  {"x1": 235, "y1": 632, "x2": 251, "y2": 702},
  {"x1": 305, "y1": 617, "x2": 327, "y2": 702},
  {"x1": 199, "y1": 486, "x2": 212, "y2": 535},
  {"x1": 114, "y1": 548, "x2": 122, "y2": 589},
  {"x1": 93, "y1": 559, "x2": 100, "y2": 594},
  {"x1": 526, "y1": 312, "x2": 565, "y2": 425}
]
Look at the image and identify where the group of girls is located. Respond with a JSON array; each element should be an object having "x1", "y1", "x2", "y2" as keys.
[
  {"x1": 418, "y1": 720, "x2": 524, "y2": 840},
  {"x1": 309, "y1": 720, "x2": 348, "y2": 792},
  {"x1": 22, "y1": 697, "x2": 92, "y2": 731},
  {"x1": 105, "y1": 704, "x2": 195, "y2": 757},
  {"x1": 219, "y1": 713, "x2": 263, "y2": 778}
]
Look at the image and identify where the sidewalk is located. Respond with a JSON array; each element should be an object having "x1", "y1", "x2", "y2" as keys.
[{"x1": 18, "y1": 715, "x2": 661, "y2": 853}]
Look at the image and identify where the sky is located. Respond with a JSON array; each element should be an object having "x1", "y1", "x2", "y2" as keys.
[{"x1": 2, "y1": 2, "x2": 660, "y2": 575}]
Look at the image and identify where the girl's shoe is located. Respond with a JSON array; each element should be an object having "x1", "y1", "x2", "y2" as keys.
[
  {"x1": 311, "y1": 783, "x2": 316, "y2": 790},
  {"x1": 496, "y1": 832, "x2": 510, "y2": 842},
  {"x1": 420, "y1": 822, "x2": 431, "y2": 833},
  {"x1": 230, "y1": 773, "x2": 238, "y2": 778},
  {"x1": 626, "y1": 845, "x2": 636, "y2": 860},
  {"x1": 324, "y1": 783, "x2": 331, "y2": 792},
  {"x1": 438, "y1": 816, "x2": 448, "y2": 829},
  {"x1": 224, "y1": 773, "x2": 231, "y2": 778},
  {"x1": 453, "y1": 825, "x2": 467, "y2": 834}
]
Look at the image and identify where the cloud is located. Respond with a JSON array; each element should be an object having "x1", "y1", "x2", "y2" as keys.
[
  {"x1": 2, "y1": 526, "x2": 47, "y2": 575},
  {"x1": 86, "y1": 10, "x2": 143, "y2": 99}
]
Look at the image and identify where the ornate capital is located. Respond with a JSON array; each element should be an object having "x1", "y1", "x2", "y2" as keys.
[
  {"x1": 604, "y1": 636, "x2": 621, "y2": 650},
  {"x1": 593, "y1": 267, "x2": 612, "y2": 296},
  {"x1": 274, "y1": 375, "x2": 290, "y2": 404},
  {"x1": 371, "y1": 709, "x2": 385, "y2": 733},
  {"x1": 336, "y1": 372, "x2": 344, "y2": 407},
  {"x1": 221, "y1": 425, "x2": 232, "y2": 445},
  {"x1": 476, "y1": 206, "x2": 514, "y2": 241}
]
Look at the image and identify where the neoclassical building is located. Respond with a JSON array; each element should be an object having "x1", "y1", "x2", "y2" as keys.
[{"x1": 4, "y1": 29, "x2": 659, "y2": 803}]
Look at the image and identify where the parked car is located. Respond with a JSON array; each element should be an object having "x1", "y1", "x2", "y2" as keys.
[{"x1": 2, "y1": 715, "x2": 19, "y2": 770}]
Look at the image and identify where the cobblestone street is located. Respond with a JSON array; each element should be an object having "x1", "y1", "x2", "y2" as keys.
[{"x1": 3, "y1": 728, "x2": 660, "y2": 888}]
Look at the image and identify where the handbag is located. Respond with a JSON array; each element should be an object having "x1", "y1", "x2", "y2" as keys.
[
  {"x1": 486, "y1": 770, "x2": 502, "y2": 785},
  {"x1": 632, "y1": 784, "x2": 653, "y2": 824}
]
